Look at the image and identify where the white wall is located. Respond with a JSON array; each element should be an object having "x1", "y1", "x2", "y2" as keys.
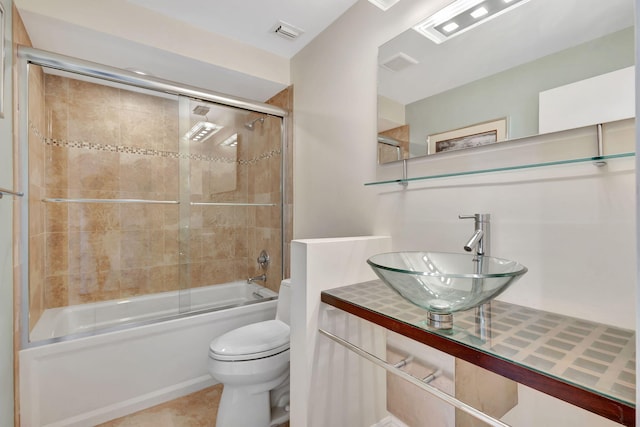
[
  {"x1": 290, "y1": 236, "x2": 391, "y2": 427},
  {"x1": 291, "y1": 0, "x2": 451, "y2": 239},
  {"x1": 539, "y1": 66, "x2": 635, "y2": 134},
  {"x1": 0, "y1": 1, "x2": 14, "y2": 426}
]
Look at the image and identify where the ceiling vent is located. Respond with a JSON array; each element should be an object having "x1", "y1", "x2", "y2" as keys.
[
  {"x1": 272, "y1": 21, "x2": 304, "y2": 41},
  {"x1": 380, "y1": 52, "x2": 419, "y2": 72}
]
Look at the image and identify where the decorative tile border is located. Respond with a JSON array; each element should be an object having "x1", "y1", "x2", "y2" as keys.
[{"x1": 30, "y1": 121, "x2": 280, "y2": 165}]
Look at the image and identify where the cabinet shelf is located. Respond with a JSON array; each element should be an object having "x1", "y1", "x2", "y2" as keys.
[{"x1": 365, "y1": 152, "x2": 635, "y2": 187}]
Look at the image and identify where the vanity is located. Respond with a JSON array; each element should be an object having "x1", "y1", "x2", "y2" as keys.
[{"x1": 320, "y1": 280, "x2": 635, "y2": 426}]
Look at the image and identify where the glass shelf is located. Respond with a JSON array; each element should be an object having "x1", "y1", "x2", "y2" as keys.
[{"x1": 365, "y1": 152, "x2": 636, "y2": 186}]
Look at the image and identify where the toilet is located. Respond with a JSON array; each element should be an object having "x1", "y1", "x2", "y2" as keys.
[{"x1": 208, "y1": 279, "x2": 291, "y2": 427}]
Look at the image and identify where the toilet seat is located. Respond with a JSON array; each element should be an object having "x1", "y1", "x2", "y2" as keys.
[{"x1": 209, "y1": 319, "x2": 290, "y2": 361}]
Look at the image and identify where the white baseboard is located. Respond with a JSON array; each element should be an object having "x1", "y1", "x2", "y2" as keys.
[{"x1": 371, "y1": 414, "x2": 410, "y2": 427}]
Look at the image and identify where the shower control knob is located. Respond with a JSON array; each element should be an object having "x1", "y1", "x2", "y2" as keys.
[{"x1": 257, "y1": 250, "x2": 270, "y2": 270}]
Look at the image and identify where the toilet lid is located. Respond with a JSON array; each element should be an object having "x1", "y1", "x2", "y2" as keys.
[{"x1": 209, "y1": 319, "x2": 290, "y2": 361}]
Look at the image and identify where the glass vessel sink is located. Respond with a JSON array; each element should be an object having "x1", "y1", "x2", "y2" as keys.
[{"x1": 367, "y1": 252, "x2": 528, "y2": 328}]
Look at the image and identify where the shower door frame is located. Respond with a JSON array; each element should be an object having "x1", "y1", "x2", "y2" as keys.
[{"x1": 17, "y1": 45, "x2": 289, "y2": 349}]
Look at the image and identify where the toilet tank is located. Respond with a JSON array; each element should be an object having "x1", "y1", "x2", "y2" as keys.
[{"x1": 275, "y1": 279, "x2": 291, "y2": 325}]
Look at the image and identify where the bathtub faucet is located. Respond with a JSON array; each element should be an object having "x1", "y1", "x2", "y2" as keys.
[{"x1": 247, "y1": 274, "x2": 267, "y2": 284}]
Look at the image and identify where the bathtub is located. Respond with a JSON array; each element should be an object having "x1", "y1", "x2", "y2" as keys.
[
  {"x1": 20, "y1": 281, "x2": 279, "y2": 427},
  {"x1": 30, "y1": 281, "x2": 277, "y2": 342}
]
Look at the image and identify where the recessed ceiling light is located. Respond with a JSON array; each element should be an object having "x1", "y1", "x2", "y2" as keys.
[
  {"x1": 470, "y1": 6, "x2": 488, "y2": 18},
  {"x1": 413, "y1": 0, "x2": 531, "y2": 44},
  {"x1": 368, "y1": 0, "x2": 400, "y2": 11},
  {"x1": 220, "y1": 134, "x2": 238, "y2": 147},
  {"x1": 184, "y1": 121, "x2": 223, "y2": 143},
  {"x1": 442, "y1": 22, "x2": 460, "y2": 33}
]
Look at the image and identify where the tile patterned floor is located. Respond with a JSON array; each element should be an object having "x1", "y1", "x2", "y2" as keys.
[
  {"x1": 98, "y1": 385, "x2": 223, "y2": 427},
  {"x1": 98, "y1": 385, "x2": 290, "y2": 427}
]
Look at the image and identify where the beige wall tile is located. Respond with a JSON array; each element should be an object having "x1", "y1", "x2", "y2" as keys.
[
  {"x1": 119, "y1": 267, "x2": 149, "y2": 298},
  {"x1": 44, "y1": 275, "x2": 69, "y2": 308},
  {"x1": 67, "y1": 102, "x2": 120, "y2": 144},
  {"x1": 120, "y1": 230, "x2": 151, "y2": 270},
  {"x1": 66, "y1": 273, "x2": 99, "y2": 305},
  {"x1": 44, "y1": 146, "x2": 69, "y2": 190},
  {"x1": 44, "y1": 232, "x2": 68, "y2": 277}
]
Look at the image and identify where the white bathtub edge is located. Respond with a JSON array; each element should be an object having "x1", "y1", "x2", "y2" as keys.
[{"x1": 45, "y1": 376, "x2": 218, "y2": 427}]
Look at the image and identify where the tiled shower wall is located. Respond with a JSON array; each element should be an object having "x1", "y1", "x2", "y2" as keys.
[
  {"x1": 40, "y1": 75, "x2": 182, "y2": 314},
  {"x1": 27, "y1": 70, "x2": 289, "y2": 330},
  {"x1": 27, "y1": 66, "x2": 46, "y2": 328}
]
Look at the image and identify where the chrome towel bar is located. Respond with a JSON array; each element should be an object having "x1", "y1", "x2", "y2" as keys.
[
  {"x1": 40, "y1": 199, "x2": 277, "y2": 206},
  {"x1": 42, "y1": 198, "x2": 179, "y2": 204},
  {"x1": 318, "y1": 328, "x2": 511, "y2": 427},
  {"x1": 0, "y1": 187, "x2": 24, "y2": 198},
  {"x1": 190, "y1": 202, "x2": 277, "y2": 207}
]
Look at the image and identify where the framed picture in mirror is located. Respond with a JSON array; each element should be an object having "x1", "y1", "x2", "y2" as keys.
[{"x1": 427, "y1": 118, "x2": 507, "y2": 154}]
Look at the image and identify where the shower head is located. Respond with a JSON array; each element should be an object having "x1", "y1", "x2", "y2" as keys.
[{"x1": 244, "y1": 117, "x2": 264, "y2": 130}]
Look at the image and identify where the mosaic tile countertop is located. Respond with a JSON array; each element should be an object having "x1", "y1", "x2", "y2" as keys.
[{"x1": 321, "y1": 280, "x2": 635, "y2": 424}]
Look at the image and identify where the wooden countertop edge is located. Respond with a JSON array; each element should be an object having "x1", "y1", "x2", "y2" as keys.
[{"x1": 320, "y1": 291, "x2": 635, "y2": 426}]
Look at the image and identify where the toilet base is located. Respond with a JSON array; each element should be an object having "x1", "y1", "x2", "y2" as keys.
[
  {"x1": 215, "y1": 379, "x2": 290, "y2": 427},
  {"x1": 269, "y1": 377, "x2": 290, "y2": 426},
  {"x1": 216, "y1": 384, "x2": 269, "y2": 427},
  {"x1": 270, "y1": 404, "x2": 290, "y2": 426}
]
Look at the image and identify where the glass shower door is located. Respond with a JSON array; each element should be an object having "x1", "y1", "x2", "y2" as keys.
[
  {"x1": 27, "y1": 66, "x2": 183, "y2": 342},
  {"x1": 21, "y1": 50, "x2": 285, "y2": 345},
  {"x1": 178, "y1": 96, "x2": 283, "y2": 314}
]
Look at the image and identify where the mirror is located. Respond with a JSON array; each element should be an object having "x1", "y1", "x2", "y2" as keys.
[{"x1": 377, "y1": 0, "x2": 634, "y2": 164}]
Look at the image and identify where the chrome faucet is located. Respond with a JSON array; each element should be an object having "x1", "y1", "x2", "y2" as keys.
[
  {"x1": 459, "y1": 214, "x2": 490, "y2": 256},
  {"x1": 247, "y1": 274, "x2": 267, "y2": 284},
  {"x1": 459, "y1": 213, "x2": 492, "y2": 340}
]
